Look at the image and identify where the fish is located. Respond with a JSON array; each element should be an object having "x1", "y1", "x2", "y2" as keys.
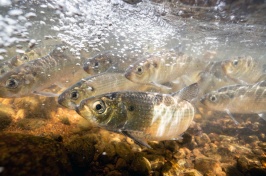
[
  {"x1": 58, "y1": 72, "x2": 180, "y2": 110},
  {"x1": 197, "y1": 61, "x2": 237, "y2": 96},
  {"x1": 0, "y1": 45, "x2": 55, "y2": 77},
  {"x1": 0, "y1": 45, "x2": 89, "y2": 98},
  {"x1": 124, "y1": 51, "x2": 205, "y2": 89},
  {"x1": 76, "y1": 83, "x2": 199, "y2": 148},
  {"x1": 83, "y1": 49, "x2": 143, "y2": 74},
  {"x1": 221, "y1": 56, "x2": 266, "y2": 84},
  {"x1": 200, "y1": 81, "x2": 266, "y2": 120}
]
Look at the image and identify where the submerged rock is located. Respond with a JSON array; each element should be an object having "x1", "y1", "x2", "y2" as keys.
[
  {"x1": 194, "y1": 157, "x2": 226, "y2": 176},
  {"x1": 0, "y1": 133, "x2": 72, "y2": 175},
  {"x1": 65, "y1": 137, "x2": 95, "y2": 172},
  {"x1": 0, "y1": 111, "x2": 12, "y2": 131}
]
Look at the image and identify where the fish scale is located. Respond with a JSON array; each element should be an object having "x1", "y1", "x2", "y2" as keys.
[{"x1": 76, "y1": 83, "x2": 198, "y2": 148}]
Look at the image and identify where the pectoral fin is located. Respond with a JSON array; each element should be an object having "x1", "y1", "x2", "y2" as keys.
[
  {"x1": 121, "y1": 130, "x2": 152, "y2": 149},
  {"x1": 225, "y1": 109, "x2": 239, "y2": 125},
  {"x1": 258, "y1": 113, "x2": 266, "y2": 121},
  {"x1": 32, "y1": 91, "x2": 59, "y2": 97}
]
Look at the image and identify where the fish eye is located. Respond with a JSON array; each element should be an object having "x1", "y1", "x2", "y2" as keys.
[
  {"x1": 94, "y1": 61, "x2": 99, "y2": 69},
  {"x1": 93, "y1": 100, "x2": 106, "y2": 114},
  {"x1": 70, "y1": 90, "x2": 79, "y2": 100},
  {"x1": 209, "y1": 95, "x2": 217, "y2": 102},
  {"x1": 232, "y1": 60, "x2": 238, "y2": 66},
  {"x1": 6, "y1": 78, "x2": 19, "y2": 89},
  {"x1": 136, "y1": 66, "x2": 143, "y2": 75},
  {"x1": 1, "y1": 69, "x2": 5, "y2": 74},
  {"x1": 22, "y1": 55, "x2": 29, "y2": 60}
]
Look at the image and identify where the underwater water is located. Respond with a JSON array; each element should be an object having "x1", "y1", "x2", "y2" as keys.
[{"x1": 0, "y1": 0, "x2": 266, "y2": 175}]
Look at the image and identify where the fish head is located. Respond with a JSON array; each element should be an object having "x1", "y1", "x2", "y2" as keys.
[
  {"x1": 17, "y1": 50, "x2": 41, "y2": 65},
  {"x1": 124, "y1": 57, "x2": 158, "y2": 83},
  {"x1": 58, "y1": 80, "x2": 95, "y2": 110},
  {"x1": 76, "y1": 92, "x2": 124, "y2": 125},
  {"x1": 0, "y1": 67, "x2": 37, "y2": 98},
  {"x1": 200, "y1": 91, "x2": 231, "y2": 111},
  {"x1": 222, "y1": 56, "x2": 254, "y2": 78},
  {"x1": 83, "y1": 53, "x2": 114, "y2": 74}
]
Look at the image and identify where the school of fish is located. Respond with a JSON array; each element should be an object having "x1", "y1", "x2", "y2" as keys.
[{"x1": 1, "y1": 44, "x2": 266, "y2": 147}]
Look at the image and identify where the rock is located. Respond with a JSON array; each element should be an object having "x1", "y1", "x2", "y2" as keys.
[
  {"x1": 173, "y1": 147, "x2": 191, "y2": 159},
  {"x1": 65, "y1": 137, "x2": 95, "y2": 170},
  {"x1": 115, "y1": 158, "x2": 127, "y2": 170},
  {"x1": 114, "y1": 142, "x2": 134, "y2": 163},
  {"x1": 162, "y1": 140, "x2": 179, "y2": 152},
  {"x1": 145, "y1": 154, "x2": 165, "y2": 170},
  {"x1": 106, "y1": 170, "x2": 122, "y2": 176},
  {"x1": 194, "y1": 157, "x2": 226, "y2": 176},
  {"x1": 130, "y1": 155, "x2": 151, "y2": 176},
  {"x1": 195, "y1": 133, "x2": 211, "y2": 146},
  {"x1": 16, "y1": 118, "x2": 47, "y2": 130},
  {"x1": 237, "y1": 155, "x2": 264, "y2": 174},
  {"x1": 0, "y1": 133, "x2": 72, "y2": 175},
  {"x1": 0, "y1": 111, "x2": 12, "y2": 130},
  {"x1": 182, "y1": 169, "x2": 203, "y2": 176},
  {"x1": 98, "y1": 143, "x2": 117, "y2": 164}
]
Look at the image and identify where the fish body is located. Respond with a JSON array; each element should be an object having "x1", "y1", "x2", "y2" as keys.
[
  {"x1": 200, "y1": 81, "x2": 266, "y2": 114},
  {"x1": 124, "y1": 51, "x2": 205, "y2": 86},
  {"x1": 0, "y1": 45, "x2": 55, "y2": 77},
  {"x1": 0, "y1": 45, "x2": 88, "y2": 98},
  {"x1": 76, "y1": 83, "x2": 198, "y2": 147},
  {"x1": 221, "y1": 56, "x2": 266, "y2": 84},
  {"x1": 58, "y1": 72, "x2": 175, "y2": 110},
  {"x1": 83, "y1": 49, "x2": 143, "y2": 74}
]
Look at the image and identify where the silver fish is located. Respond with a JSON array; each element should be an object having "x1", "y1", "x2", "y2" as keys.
[
  {"x1": 58, "y1": 72, "x2": 170, "y2": 110},
  {"x1": 221, "y1": 56, "x2": 266, "y2": 84},
  {"x1": 76, "y1": 83, "x2": 199, "y2": 148},
  {"x1": 124, "y1": 51, "x2": 205, "y2": 89},
  {"x1": 200, "y1": 81, "x2": 266, "y2": 116},
  {"x1": 0, "y1": 45, "x2": 54, "y2": 77},
  {"x1": 0, "y1": 45, "x2": 88, "y2": 98}
]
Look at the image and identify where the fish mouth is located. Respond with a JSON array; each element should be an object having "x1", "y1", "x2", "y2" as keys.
[
  {"x1": 124, "y1": 71, "x2": 131, "y2": 80},
  {"x1": 58, "y1": 94, "x2": 76, "y2": 109}
]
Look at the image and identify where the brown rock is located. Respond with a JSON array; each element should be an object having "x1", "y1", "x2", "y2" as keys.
[
  {"x1": 65, "y1": 137, "x2": 95, "y2": 169},
  {"x1": 0, "y1": 133, "x2": 72, "y2": 175},
  {"x1": 98, "y1": 143, "x2": 117, "y2": 164},
  {"x1": 0, "y1": 111, "x2": 12, "y2": 130},
  {"x1": 114, "y1": 142, "x2": 134, "y2": 163},
  {"x1": 106, "y1": 170, "x2": 122, "y2": 176},
  {"x1": 145, "y1": 154, "x2": 165, "y2": 170},
  {"x1": 130, "y1": 155, "x2": 151, "y2": 176},
  {"x1": 194, "y1": 157, "x2": 226, "y2": 176},
  {"x1": 115, "y1": 158, "x2": 127, "y2": 170},
  {"x1": 195, "y1": 133, "x2": 211, "y2": 146}
]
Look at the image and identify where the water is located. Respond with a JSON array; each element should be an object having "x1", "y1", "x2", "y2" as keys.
[{"x1": 0, "y1": 0, "x2": 266, "y2": 175}]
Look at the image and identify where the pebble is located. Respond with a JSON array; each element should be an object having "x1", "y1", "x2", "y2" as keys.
[
  {"x1": 195, "y1": 133, "x2": 211, "y2": 146},
  {"x1": 0, "y1": 111, "x2": 12, "y2": 130},
  {"x1": 130, "y1": 155, "x2": 151, "y2": 176},
  {"x1": 98, "y1": 143, "x2": 116, "y2": 164},
  {"x1": 114, "y1": 142, "x2": 134, "y2": 163},
  {"x1": 194, "y1": 157, "x2": 226, "y2": 176},
  {"x1": 115, "y1": 158, "x2": 127, "y2": 170}
]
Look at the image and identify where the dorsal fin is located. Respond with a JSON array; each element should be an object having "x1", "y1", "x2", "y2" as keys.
[{"x1": 172, "y1": 83, "x2": 199, "y2": 102}]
